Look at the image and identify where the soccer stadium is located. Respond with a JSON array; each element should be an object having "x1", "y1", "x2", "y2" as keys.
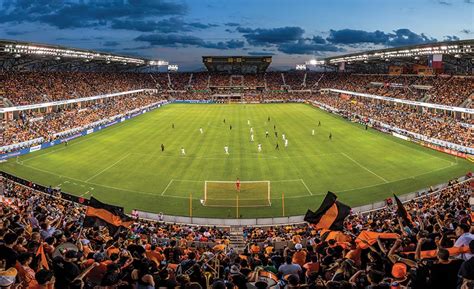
[{"x1": 0, "y1": 1, "x2": 473, "y2": 289}]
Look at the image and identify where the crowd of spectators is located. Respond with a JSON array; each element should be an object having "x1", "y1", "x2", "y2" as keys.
[
  {"x1": 2, "y1": 72, "x2": 158, "y2": 105},
  {"x1": 315, "y1": 73, "x2": 473, "y2": 106},
  {"x1": 3, "y1": 72, "x2": 471, "y2": 107},
  {"x1": 1, "y1": 172, "x2": 473, "y2": 289},
  {"x1": 311, "y1": 93, "x2": 473, "y2": 147},
  {"x1": 2, "y1": 93, "x2": 164, "y2": 149}
]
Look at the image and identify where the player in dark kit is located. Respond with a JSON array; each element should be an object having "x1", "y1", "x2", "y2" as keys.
[
  {"x1": 318, "y1": 121, "x2": 321, "y2": 126},
  {"x1": 275, "y1": 131, "x2": 278, "y2": 138},
  {"x1": 223, "y1": 119, "x2": 226, "y2": 123},
  {"x1": 161, "y1": 144, "x2": 165, "y2": 152},
  {"x1": 230, "y1": 125, "x2": 232, "y2": 130},
  {"x1": 275, "y1": 143, "x2": 279, "y2": 150},
  {"x1": 329, "y1": 133, "x2": 332, "y2": 140},
  {"x1": 268, "y1": 116, "x2": 270, "y2": 122},
  {"x1": 172, "y1": 123, "x2": 175, "y2": 129}
]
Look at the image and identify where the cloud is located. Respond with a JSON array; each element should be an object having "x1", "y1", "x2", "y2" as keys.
[
  {"x1": 461, "y1": 29, "x2": 472, "y2": 34},
  {"x1": 327, "y1": 29, "x2": 389, "y2": 44},
  {"x1": 387, "y1": 28, "x2": 436, "y2": 46},
  {"x1": 0, "y1": 0, "x2": 187, "y2": 29},
  {"x1": 443, "y1": 35, "x2": 460, "y2": 41},
  {"x1": 278, "y1": 39, "x2": 343, "y2": 55},
  {"x1": 237, "y1": 26, "x2": 305, "y2": 45},
  {"x1": 134, "y1": 34, "x2": 244, "y2": 49},
  {"x1": 247, "y1": 51, "x2": 275, "y2": 56},
  {"x1": 103, "y1": 41, "x2": 120, "y2": 47},
  {"x1": 327, "y1": 28, "x2": 437, "y2": 47},
  {"x1": 111, "y1": 17, "x2": 217, "y2": 33},
  {"x1": 437, "y1": 0, "x2": 452, "y2": 5},
  {"x1": 225, "y1": 22, "x2": 240, "y2": 27},
  {"x1": 5, "y1": 30, "x2": 29, "y2": 36}
]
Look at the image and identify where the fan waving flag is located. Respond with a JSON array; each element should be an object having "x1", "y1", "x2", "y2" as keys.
[
  {"x1": 393, "y1": 194, "x2": 414, "y2": 227},
  {"x1": 83, "y1": 197, "x2": 134, "y2": 235},
  {"x1": 304, "y1": 191, "x2": 351, "y2": 231}
]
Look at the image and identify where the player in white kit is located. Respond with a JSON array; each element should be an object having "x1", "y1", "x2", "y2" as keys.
[
  {"x1": 200, "y1": 127, "x2": 203, "y2": 134},
  {"x1": 250, "y1": 134, "x2": 254, "y2": 142},
  {"x1": 312, "y1": 129, "x2": 315, "y2": 136},
  {"x1": 224, "y1": 146, "x2": 229, "y2": 154},
  {"x1": 181, "y1": 147, "x2": 186, "y2": 155},
  {"x1": 257, "y1": 143, "x2": 262, "y2": 152},
  {"x1": 285, "y1": 139, "x2": 288, "y2": 147}
]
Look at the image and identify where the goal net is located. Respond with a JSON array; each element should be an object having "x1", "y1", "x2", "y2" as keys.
[{"x1": 203, "y1": 181, "x2": 271, "y2": 207}]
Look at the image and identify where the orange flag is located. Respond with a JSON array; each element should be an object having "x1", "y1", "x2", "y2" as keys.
[
  {"x1": 36, "y1": 243, "x2": 49, "y2": 270},
  {"x1": 355, "y1": 231, "x2": 400, "y2": 249}
]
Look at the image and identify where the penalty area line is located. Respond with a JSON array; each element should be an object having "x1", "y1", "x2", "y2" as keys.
[
  {"x1": 161, "y1": 179, "x2": 174, "y2": 196},
  {"x1": 300, "y1": 179, "x2": 313, "y2": 196}
]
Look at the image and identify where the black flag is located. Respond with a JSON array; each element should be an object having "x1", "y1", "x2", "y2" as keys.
[{"x1": 304, "y1": 191, "x2": 351, "y2": 231}]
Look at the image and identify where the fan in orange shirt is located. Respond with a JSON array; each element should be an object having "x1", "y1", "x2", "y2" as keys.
[
  {"x1": 303, "y1": 255, "x2": 320, "y2": 277},
  {"x1": 292, "y1": 243, "x2": 307, "y2": 267}
]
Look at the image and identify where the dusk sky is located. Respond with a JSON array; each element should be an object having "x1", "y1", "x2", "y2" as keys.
[{"x1": 0, "y1": 0, "x2": 472, "y2": 70}]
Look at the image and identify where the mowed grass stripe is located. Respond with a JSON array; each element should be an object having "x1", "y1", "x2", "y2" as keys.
[{"x1": 2, "y1": 103, "x2": 472, "y2": 218}]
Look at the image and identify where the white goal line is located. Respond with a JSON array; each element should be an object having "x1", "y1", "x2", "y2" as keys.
[{"x1": 204, "y1": 180, "x2": 270, "y2": 184}]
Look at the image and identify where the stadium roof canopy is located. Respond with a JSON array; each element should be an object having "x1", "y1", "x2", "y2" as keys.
[
  {"x1": 0, "y1": 39, "x2": 168, "y2": 72},
  {"x1": 310, "y1": 39, "x2": 474, "y2": 74}
]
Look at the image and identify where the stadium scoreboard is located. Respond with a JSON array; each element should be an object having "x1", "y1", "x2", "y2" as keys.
[{"x1": 202, "y1": 56, "x2": 272, "y2": 74}]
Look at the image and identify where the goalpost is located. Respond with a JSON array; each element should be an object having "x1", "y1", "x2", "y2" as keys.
[{"x1": 203, "y1": 180, "x2": 271, "y2": 208}]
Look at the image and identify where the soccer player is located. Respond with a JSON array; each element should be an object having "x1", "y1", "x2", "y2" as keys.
[
  {"x1": 275, "y1": 143, "x2": 279, "y2": 150},
  {"x1": 236, "y1": 178, "x2": 241, "y2": 192},
  {"x1": 318, "y1": 121, "x2": 321, "y2": 127},
  {"x1": 181, "y1": 147, "x2": 186, "y2": 155},
  {"x1": 274, "y1": 131, "x2": 278, "y2": 138},
  {"x1": 200, "y1": 127, "x2": 203, "y2": 134},
  {"x1": 250, "y1": 134, "x2": 254, "y2": 142},
  {"x1": 65, "y1": 140, "x2": 68, "y2": 147},
  {"x1": 258, "y1": 143, "x2": 262, "y2": 152},
  {"x1": 312, "y1": 129, "x2": 315, "y2": 136},
  {"x1": 250, "y1": 127, "x2": 253, "y2": 133},
  {"x1": 230, "y1": 125, "x2": 232, "y2": 130},
  {"x1": 268, "y1": 116, "x2": 270, "y2": 122},
  {"x1": 285, "y1": 139, "x2": 288, "y2": 147},
  {"x1": 224, "y1": 146, "x2": 229, "y2": 155},
  {"x1": 274, "y1": 125, "x2": 276, "y2": 130},
  {"x1": 329, "y1": 133, "x2": 332, "y2": 140},
  {"x1": 247, "y1": 119, "x2": 250, "y2": 125},
  {"x1": 265, "y1": 131, "x2": 269, "y2": 138},
  {"x1": 172, "y1": 123, "x2": 175, "y2": 129},
  {"x1": 282, "y1": 133, "x2": 286, "y2": 140},
  {"x1": 161, "y1": 144, "x2": 165, "y2": 152},
  {"x1": 223, "y1": 119, "x2": 226, "y2": 123}
]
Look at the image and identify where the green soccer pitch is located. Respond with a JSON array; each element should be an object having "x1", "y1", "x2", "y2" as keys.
[{"x1": 2, "y1": 103, "x2": 472, "y2": 218}]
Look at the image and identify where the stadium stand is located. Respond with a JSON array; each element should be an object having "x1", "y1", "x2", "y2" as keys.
[{"x1": 1, "y1": 39, "x2": 474, "y2": 289}]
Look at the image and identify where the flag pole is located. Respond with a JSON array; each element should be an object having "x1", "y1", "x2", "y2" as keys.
[{"x1": 282, "y1": 192, "x2": 285, "y2": 217}]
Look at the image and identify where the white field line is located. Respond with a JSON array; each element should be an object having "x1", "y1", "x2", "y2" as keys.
[
  {"x1": 16, "y1": 160, "x2": 458, "y2": 200},
  {"x1": 300, "y1": 179, "x2": 313, "y2": 196},
  {"x1": 85, "y1": 153, "x2": 130, "y2": 182},
  {"x1": 161, "y1": 179, "x2": 174, "y2": 196},
  {"x1": 341, "y1": 152, "x2": 389, "y2": 183}
]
